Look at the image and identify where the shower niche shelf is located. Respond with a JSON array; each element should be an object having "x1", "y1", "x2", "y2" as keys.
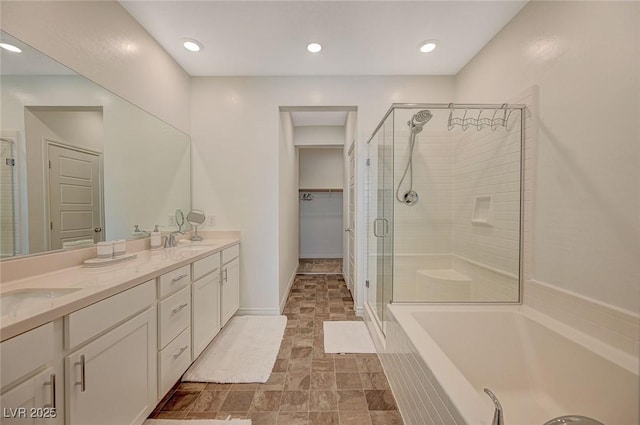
[{"x1": 471, "y1": 195, "x2": 494, "y2": 227}]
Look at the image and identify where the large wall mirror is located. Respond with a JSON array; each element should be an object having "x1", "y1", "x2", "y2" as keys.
[{"x1": 0, "y1": 32, "x2": 191, "y2": 259}]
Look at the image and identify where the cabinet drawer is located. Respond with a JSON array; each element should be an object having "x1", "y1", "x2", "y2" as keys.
[
  {"x1": 158, "y1": 265, "x2": 191, "y2": 299},
  {"x1": 221, "y1": 244, "x2": 239, "y2": 265},
  {"x1": 158, "y1": 286, "x2": 190, "y2": 349},
  {"x1": 158, "y1": 327, "x2": 191, "y2": 397},
  {"x1": 192, "y1": 254, "x2": 220, "y2": 281},
  {"x1": 65, "y1": 280, "x2": 155, "y2": 350},
  {"x1": 1, "y1": 323, "x2": 54, "y2": 389}
]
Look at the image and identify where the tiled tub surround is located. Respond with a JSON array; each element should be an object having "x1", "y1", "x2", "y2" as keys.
[
  {"x1": 0, "y1": 236, "x2": 239, "y2": 342},
  {"x1": 377, "y1": 304, "x2": 638, "y2": 425},
  {"x1": 150, "y1": 274, "x2": 404, "y2": 425}
]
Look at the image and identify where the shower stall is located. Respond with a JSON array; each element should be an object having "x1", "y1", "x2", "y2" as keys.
[{"x1": 365, "y1": 103, "x2": 524, "y2": 331}]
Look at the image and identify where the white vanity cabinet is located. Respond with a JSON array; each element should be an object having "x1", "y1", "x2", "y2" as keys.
[
  {"x1": 1, "y1": 238, "x2": 241, "y2": 425},
  {"x1": 64, "y1": 281, "x2": 156, "y2": 425},
  {"x1": 191, "y1": 254, "x2": 221, "y2": 360},
  {"x1": 220, "y1": 245, "x2": 240, "y2": 327},
  {"x1": 156, "y1": 267, "x2": 191, "y2": 397},
  {"x1": 0, "y1": 323, "x2": 60, "y2": 425},
  {"x1": 0, "y1": 367, "x2": 58, "y2": 425}
]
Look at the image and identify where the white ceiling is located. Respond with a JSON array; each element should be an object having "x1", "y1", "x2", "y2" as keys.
[
  {"x1": 291, "y1": 111, "x2": 348, "y2": 127},
  {"x1": 120, "y1": 1, "x2": 526, "y2": 77}
]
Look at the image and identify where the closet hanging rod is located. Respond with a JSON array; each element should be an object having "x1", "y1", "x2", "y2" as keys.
[{"x1": 299, "y1": 188, "x2": 343, "y2": 193}]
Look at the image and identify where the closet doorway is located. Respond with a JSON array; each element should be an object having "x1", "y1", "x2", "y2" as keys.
[
  {"x1": 289, "y1": 107, "x2": 356, "y2": 279},
  {"x1": 298, "y1": 149, "x2": 344, "y2": 274}
]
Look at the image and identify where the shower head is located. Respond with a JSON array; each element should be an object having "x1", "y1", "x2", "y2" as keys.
[{"x1": 408, "y1": 109, "x2": 433, "y2": 134}]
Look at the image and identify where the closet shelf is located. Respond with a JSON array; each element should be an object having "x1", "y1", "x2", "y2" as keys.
[{"x1": 299, "y1": 188, "x2": 343, "y2": 193}]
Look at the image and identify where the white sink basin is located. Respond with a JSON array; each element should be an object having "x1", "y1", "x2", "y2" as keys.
[{"x1": 1, "y1": 288, "x2": 81, "y2": 316}]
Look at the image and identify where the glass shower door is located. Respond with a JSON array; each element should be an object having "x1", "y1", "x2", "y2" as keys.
[{"x1": 366, "y1": 112, "x2": 394, "y2": 332}]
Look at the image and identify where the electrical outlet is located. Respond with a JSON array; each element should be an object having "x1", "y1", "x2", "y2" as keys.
[
  {"x1": 168, "y1": 215, "x2": 176, "y2": 227},
  {"x1": 207, "y1": 216, "x2": 216, "y2": 227}
]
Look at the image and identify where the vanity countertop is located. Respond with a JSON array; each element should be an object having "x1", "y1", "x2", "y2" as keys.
[{"x1": 0, "y1": 238, "x2": 239, "y2": 342}]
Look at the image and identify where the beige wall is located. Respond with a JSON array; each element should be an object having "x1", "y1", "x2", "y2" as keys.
[
  {"x1": 1, "y1": 0, "x2": 191, "y2": 134},
  {"x1": 278, "y1": 111, "x2": 299, "y2": 311},
  {"x1": 294, "y1": 126, "x2": 345, "y2": 147},
  {"x1": 456, "y1": 1, "x2": 640, "y2": 313},
  {"x1": 191, "y1": 76, "x2": 455, "y2": 314},
  {"x1": 299, "y1": 148, "x2": 344, "y2": 189}
]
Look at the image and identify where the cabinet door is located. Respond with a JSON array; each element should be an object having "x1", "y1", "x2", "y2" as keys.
[
  {"x1": 192, "y1": 272, "x2": 220, "y2": 360},
  {"x1": 65, "y1": 308, "x2": 157, "y2": 425},
  {"x1": 220, "y1": 257, "x2": 240, "y2": 326},
  {"x1": 0, "y1": 367, "x2": 58, "y2": 425}
]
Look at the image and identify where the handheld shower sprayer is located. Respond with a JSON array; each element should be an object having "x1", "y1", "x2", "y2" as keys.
[
  {"x1": 408, "y1": 110, "x2": 433, "y2": 133},
  {"x1": 396, "y1": 110, "x2": 433, "y2": 206}
]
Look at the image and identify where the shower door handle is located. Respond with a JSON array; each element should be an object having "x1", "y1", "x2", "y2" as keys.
[{"x1": 373, "y1": 218, "x2": 389, "y2": 237}]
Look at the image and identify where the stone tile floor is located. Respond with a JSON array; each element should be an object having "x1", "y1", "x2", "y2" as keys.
[
  {"x1": 297, "y1": 259, "x2": 343, "y2": 274},
  {"x1": 148, "y1": 273, "x2": 404, "y2": 425}
]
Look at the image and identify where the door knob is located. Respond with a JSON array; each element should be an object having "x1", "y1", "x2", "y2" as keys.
[
  {"x1": 344, "y1": 227, "x2": 352, "y2": 232},
  {"x1": 94, "y1": 227, "x2": 102, "y2": 233}
]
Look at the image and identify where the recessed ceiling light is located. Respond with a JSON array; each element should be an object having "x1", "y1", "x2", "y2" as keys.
[
  {"x1": 183, "y1": 39, "x2": 202, "y2": 52},
  {"x1": 418, "y1": 40, "x2": 438, "y2": 53},
  {"x1": 0, "y1": 43, "x2": 22, "y2": 53},
  {"x1": 307, "y1": 43, "x2": 322, "y2": 53}
]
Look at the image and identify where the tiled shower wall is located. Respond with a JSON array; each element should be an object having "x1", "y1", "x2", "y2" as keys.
[
  {"x1": 451, "y1": 113, "x2": 522, "y2": 277},
  {"x1": 393, "y1": 112, "x2": 454, "y2": 256},
  {"x1": 391, "y1": 108, "x2": 522, "y2": 301}
]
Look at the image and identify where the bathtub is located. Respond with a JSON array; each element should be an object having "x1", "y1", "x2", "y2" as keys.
[{"x1": 381, "y1": 305, "x2": 638, "y2": 425}]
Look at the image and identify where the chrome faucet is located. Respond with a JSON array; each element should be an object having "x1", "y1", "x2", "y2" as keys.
[
  {"x1": 484, "y1": 388, "x2": 504, "y2": 425},
  {"x1": 165, "y1": 230, "x2": 184, "y2": 248}
]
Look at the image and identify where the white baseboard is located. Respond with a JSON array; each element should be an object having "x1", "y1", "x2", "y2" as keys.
[
  {"x1": 279, "y1": 266, "x2": 298, "y2": 313},
  {"x1": 236, "y1": 308, "x2": 282, "y2": 316}
]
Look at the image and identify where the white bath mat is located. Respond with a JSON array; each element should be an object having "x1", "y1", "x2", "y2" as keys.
[
  {"x1": 323, "y1": 321, "x2": 376, "y2": 353},
  {"x1": 144, "y1": 420, "x2": 250, "y2": 424},
  {"x1": 182, "y1": 315, "x2": 286, "y2": 383}
]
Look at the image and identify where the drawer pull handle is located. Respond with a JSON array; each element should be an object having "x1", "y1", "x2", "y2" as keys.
[
  {"x1": 171, "y1": 273, "x2": 188, "y2": 283},
  {"x1": 223, "y1": 268, "x2": 228, "y2": 283},
  {"x1": 172, "y1": 303, "x2": 189, "y2": 314},
  {"x1": 173, "y1": 345, "x2": 189, "y2": 359},
  {"x1": 75, "y1": 355, "x2": 86, "y2": 392},
  {"x1": 44, "y1": 373, "x2": 56, "y2": 408}
]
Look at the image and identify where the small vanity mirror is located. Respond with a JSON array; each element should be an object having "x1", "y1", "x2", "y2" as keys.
[
  {"x1": 175, "y1": 209, "x2": 185, "y2": 232},
  {"x1": 187, "y1": 210, "x2": 206, "y2": 242}
]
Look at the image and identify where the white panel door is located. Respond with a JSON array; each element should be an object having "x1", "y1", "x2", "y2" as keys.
[
  {"x1": 65, "y1": 308, "x2": 156, "y2": 425},
  {"x1": 0, "y1": 138, "x2": 16, "y2": 256},
  {"x1": 47, "y1": 143, "x2": 102, "y2": 250},
  {"x1": 347, "y1": 145, "x2": 356, "y2": 294},
  {"x1": 220, "y1": 257, "x2": 240, "y2": 326}
]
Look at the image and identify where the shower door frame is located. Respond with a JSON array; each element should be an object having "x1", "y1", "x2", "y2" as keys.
[{"x1": 364, "y1": 103, "x2": 526, "y2": 334}]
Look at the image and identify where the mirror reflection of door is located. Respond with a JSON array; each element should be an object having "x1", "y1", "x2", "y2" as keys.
[
  {"x1": 46, "y1": 142, "x2": 103, "y2": 250},
  {"x1": 0, "y1": 137, "x2": 17, "y2": 257}
]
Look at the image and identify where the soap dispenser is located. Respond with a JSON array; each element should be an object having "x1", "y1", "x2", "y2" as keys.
[{"x1": 151, "y1": 225, "x2": 162, "y2": 250}]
